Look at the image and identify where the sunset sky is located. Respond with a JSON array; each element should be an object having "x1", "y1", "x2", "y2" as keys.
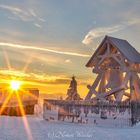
[{"x1": 0, "y1": 0, "x2": 140, "y2": 98}]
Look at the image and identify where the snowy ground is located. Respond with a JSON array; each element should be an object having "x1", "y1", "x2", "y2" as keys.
[{"x1": 0, "y1": 115, "x2": 140, "y2": 140}]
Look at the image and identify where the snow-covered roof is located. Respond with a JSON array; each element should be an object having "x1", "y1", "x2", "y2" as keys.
[{"x1": 86, "y1": 36, "x2": 140, "y2": 67}]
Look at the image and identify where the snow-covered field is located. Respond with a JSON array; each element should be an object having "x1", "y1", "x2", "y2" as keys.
[{"x1": 0, "y1": 115, "x2": 139, "y2": 140}]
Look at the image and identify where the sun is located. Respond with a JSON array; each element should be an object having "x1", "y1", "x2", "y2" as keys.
[{"x1": 10, "y1": 80, "x2": 21, "y2": 90}]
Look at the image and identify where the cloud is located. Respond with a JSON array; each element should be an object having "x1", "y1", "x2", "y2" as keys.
[
  {"x1": 34, "y1": 23, "x2": 42, "y2": 28},
  {"x1": 29, "y1": 9, "x2": 37, "y2": 17},
  {"x1": 29, "y1": 73, "x2": 69, "y2": 84},
  {"x1": 0, "y1": 69, "x2": 70, "y2": 85},
  {"x1": 0, "y1": 69, "x2": 30, "y2": 78},
  {"x1": 0, "y1": 69, "x2": 91, "y2": 87},
  {"x1": 65, "y1": 59, "x2": 72, "y2": 63},
  {"x1": 0, "y1": 4, "x2": 30, "y2": 21},
  {"x1": 0, "y1": 4, "x2": 45, "y2": 28},
  {"x1": 0, "y1": 42, "x2": 90, "y2": 57},
  {"x1": 38, "y1": 18, "x2": 46, "y2": 22},
  {"x1": 0, "y1": 5, "x2": 23, "y2": 14},
  {"x1": 82, "y1": 19, "x2": 140, "y2": 45}
]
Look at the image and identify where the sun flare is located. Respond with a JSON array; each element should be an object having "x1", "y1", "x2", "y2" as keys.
[{"x1": 10, "y1": 80, "x2": 21, "y2": 90}]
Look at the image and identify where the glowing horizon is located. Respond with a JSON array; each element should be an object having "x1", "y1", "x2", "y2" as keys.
[{"x1": 0, "y1": 0, "x2": 139, "y2": 98}]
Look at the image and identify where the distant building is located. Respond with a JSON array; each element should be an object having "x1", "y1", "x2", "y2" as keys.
[{"x1": 0, "y1": 88, "x2": 39, "y2": 116}]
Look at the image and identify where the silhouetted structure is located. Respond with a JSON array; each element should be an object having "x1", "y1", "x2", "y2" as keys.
[{"x1": 66, "y1": 76, "x2": 82, "y2": 101}]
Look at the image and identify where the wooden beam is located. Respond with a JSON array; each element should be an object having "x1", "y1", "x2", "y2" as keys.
[
  {"x1": 85, "y1": 73, "x2": 102, "y2": 100},
  {"x1": 133, "y1": 73, "x2": 140, "y2": 101},
  {"x1": 98, "y1": 72, "x2": 107, "y2": 93}
]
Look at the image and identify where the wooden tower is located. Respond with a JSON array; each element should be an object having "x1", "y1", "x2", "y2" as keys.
[{"x1": 85, "y1": 36, "x2": 140, "y2": 102}]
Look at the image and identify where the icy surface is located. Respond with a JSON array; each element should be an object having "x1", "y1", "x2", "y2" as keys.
[{"x1": 0, "y1": 116, "x2": 139, "y2": 140}]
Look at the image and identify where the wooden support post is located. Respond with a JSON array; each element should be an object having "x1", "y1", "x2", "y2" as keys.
[
  {"x1": 85, "y1": 74, "x2": 102, "y2": 100},
  {"x1": 98, "y1": 72, "x2": 107, "y2": 93}
]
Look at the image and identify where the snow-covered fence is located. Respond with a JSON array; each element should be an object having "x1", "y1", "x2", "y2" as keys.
[
  {"x1": 131, "y1": 102, "x2": 140, "y2": 125},
  {"x1": 43, "y1": 99, "x2": 140, "y2": 127}
]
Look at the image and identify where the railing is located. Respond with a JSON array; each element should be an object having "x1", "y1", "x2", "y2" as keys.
[{"x1": 43, "y1": 99, "x2": 140, "y2": 126}]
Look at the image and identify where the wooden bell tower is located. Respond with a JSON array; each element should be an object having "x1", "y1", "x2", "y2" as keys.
[{"x1": 85, "y1": 36, "x2": 140, "y2": 102}]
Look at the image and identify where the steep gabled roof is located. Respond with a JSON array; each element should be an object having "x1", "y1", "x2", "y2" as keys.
[{"x1": 86, "y1": 36, "x2": 140, "y2": 67}]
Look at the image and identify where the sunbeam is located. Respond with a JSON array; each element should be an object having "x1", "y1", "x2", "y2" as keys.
[
  {"x1": 0, "y1": 90, "x2": 13, "y2": 115},
  {"x1": 3, "y1": 48, "x2": 12, "y2": 70},
  {"x1": 22, "y1": 52, "x2": 36, "y2": 73},
  {"x1": 15, "y1": 91, "x2": 33, "y2": 140}
]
